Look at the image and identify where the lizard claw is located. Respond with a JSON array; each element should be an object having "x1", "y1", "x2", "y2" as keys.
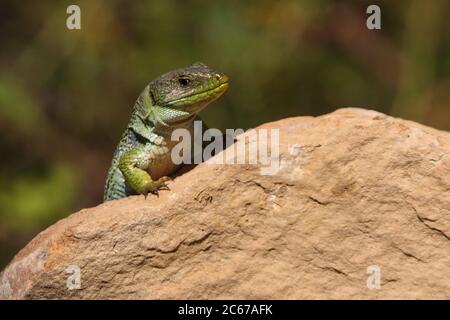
[{"x1": 144, "y1": 176, "x2": 171, "y2": 198}]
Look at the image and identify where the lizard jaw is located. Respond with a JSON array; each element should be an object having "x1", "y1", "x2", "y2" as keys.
[{"x1": 164, "y1": 79, "x2": 229, "y2": 110}]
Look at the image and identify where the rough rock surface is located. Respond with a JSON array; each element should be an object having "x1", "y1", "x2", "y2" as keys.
[{"x1": 1, "y1": 108, "x2": 450, "y2": 299}]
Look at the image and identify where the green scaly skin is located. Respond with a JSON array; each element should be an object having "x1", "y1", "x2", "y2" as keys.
[{"x1": 104, "y1": 62, "x2": 229, "y2": 201}]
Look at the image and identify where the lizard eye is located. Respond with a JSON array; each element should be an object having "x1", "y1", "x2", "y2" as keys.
[{"x1": 178, "y1": 78, "x2": 190, "y2": 86}]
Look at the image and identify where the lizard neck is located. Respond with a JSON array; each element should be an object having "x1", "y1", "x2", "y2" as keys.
[
  {"x1": 133, "y1": 85, "x2": 197, "y2": 135},
  {"x1": 153, "y1": 115, "x2": 196, "y2": 136}
]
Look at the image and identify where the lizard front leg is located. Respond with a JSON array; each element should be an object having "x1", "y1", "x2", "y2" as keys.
[{"x1": 118, "y1": 145, "x2": 170, "y2": 196}]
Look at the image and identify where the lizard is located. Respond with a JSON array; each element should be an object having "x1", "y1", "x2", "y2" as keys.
[{"x1": 103, "y1": 62, "x2": 229, "y2": 202}]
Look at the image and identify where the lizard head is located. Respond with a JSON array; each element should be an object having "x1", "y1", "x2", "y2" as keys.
[{"x1": 147, "y1": 62, "x2": 229, "y2": 122}]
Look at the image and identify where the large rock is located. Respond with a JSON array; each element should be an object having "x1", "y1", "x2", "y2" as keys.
[{"x1": 1, "y1": 108, "x2": 450, "y2": 299}]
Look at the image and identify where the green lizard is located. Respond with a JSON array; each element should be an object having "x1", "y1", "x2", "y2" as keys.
[{"x1": 104, "y1": 62, "x2": 229, "y2": 201}]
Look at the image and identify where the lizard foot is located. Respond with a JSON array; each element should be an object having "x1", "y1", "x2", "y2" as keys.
[{"x1": 143, "y1": 176, "x2": 171, "y2": 198}]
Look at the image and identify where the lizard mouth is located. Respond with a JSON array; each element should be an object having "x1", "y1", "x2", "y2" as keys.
[
  {"x1": 190, "y1": 82, "x2": 229, "y2": 100},
  {"x1": 162, "y1": 81, "x2": 228, "y2": 125},
  {"x1": 166, "y1": 75, "x2": 229, "y2": 107}
]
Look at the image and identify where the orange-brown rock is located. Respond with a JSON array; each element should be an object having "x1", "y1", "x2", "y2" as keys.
[{"x1": 1, "y1": 108, "x2": 450, "y2": 299}]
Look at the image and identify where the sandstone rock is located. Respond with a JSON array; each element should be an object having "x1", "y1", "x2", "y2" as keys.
[{"x1": 1, "y1": 108, "x2": 450, "y2": 299}]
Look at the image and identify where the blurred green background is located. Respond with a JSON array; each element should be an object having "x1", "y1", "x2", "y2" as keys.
[{"x1": 1, "y1": 0, "x2": 449, "y2": 269}]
